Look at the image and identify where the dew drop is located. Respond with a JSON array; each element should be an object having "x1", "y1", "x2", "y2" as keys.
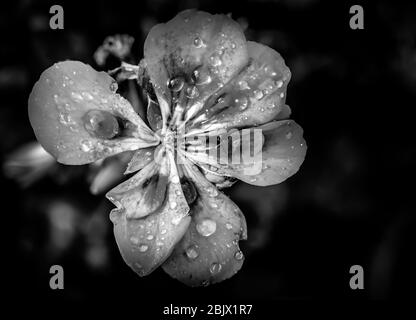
[
  {"x1": 139, "y1": 244, "x2": 149, "y2": 252},
  {"x1": 234, "y1": 96, "x2": 249, "y2": 111},
  {"x1": 276, "y1": 80, "x2": 283, "y2": 88},
  {"x1": 234, "y1": 250, "x2": 244, "y2": 260},
  {"x1": 170, "y1": 201, "x2": 177, "y2": 209},
  {"x1": 193, "y1": 37, "x2": 205, "y2": 48},
  {"x1": 192, "y1": 68, "x2": 212, "y2": 85},
  {"x1": 210, "y1": 263, "x2": 222, "y2": 274},
  {"x1": 146, "y1": 235, "x2": 154, "y2": 240},
  {"x1": 210, "y1": 54, "x2": 222, "y2": 67},
  {"x1": 167, "y1": 77, "x2": 185, "y2": 92},
  {"x1": 254, "y1": 89, "x2": 264, "y2": 100},
  {"x1": 186, "y1": 245, "x2": 199, "y2": 260},
  {"x1": 161, "y1": 229, "x2": 167, "y2": 235},
  {"x1": 130, "y1": 237, "x2": 139, "y2": 245},
  {"x1": 238, "y1": 80, "x2": 250, "y2": 90},
  {"x1": 171, "y1": 216, "x2": 181, "y2": 225},
  {"x1": 71, "y1": 92, "x2": 84, "y2": 102},
  {"x1": 186, "y1": 85, "x2": 199, "y2": 99},
  {"x1": 82, "y1": 92, "x2": 94, "y2": 100},
  {"x1": 171, "y1": 175, "x2": 180, "y2": 184},
  {"x1": 226, "y1": 223, "x2": 233, "y2": 230},
  {"x1": 110, "y1": 81, "x2": 118, "y2": 92},
  {"x1": 80, "y1": 140, "x2": 93, "y2": 152},
  {"x1": 201, "y1": 280, "x2": 210, "y2": 287},
  {"x1": 196, "y1": 219, "x2": 217, "y2": 237},
  {"x1": 83, "y1": 109, "x2": 120, "y2": 139}
]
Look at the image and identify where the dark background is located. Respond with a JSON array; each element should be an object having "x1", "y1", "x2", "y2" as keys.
[{"x1": 1, "y1": 0, "x2": 415, "y2": 314}]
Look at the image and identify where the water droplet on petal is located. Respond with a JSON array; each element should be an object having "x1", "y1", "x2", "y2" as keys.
[
  {"x1": 193, "y1": 37, "x2": 205, "y2": 48},
  {"x1": 226, "y1": 223, "x2": 233, "y2": 230},
  {"x1": 139, "y1": 244, "x2": 149, "y2": 252},
  {"x1": 210, "y1": 54, "x2": 222, "y2": 67},
  {"x1": 71, "y1": 92, "x2": 84, "y2": 102},
  {"x1": 235, "y1": 250, "x2": 244, "y2": 260},
  {"x1": 80, "y1": 139, "x2": 93, "y2": 152},
  {"x1": 196, "y1": 219, "x2": 217, "y2": 237},
  {"x1": 234, "y1": 96, "x2": 249, "y2": 111},
  {"x1": 130, "y1": 237, "x2": 139, "y2": 245},
  {"x1": 83, "y1": 110, "x2": 119, "y2": 139},
  {"x1": 185, "y1": 85, "x2": 199, "y2": 99},
  {"x1": 167, "y1": 77, "x2": 185, "y2": 92},
  {"x1": 254, "y1": 90, "x2": 264, "y2": 100},
  {"x1": 238, "y1": 80, "x2": 250, "y2": 90},
  {"x1": 186, "y1": 245, "x2": 199, "y2": 259},
  {"x1": 170, "y1": 201, "x2": 177, "y2": 209},
  {"x1": 110, "y1": 81, "x2": 118, "y2": 92},
  {"x1": 192, "y1": 68, "x2": 212, "y2": 85},
  {"x1": 171, "y1": 175, "x2": 180, "y2": 184},
  {"x1": 210, "y1": 263, "x2": 222, "y2": 274}
]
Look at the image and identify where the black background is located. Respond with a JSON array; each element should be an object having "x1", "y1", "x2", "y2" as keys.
[{"x1": 1, "y1": 0, "x2": 416, "y2": 315}]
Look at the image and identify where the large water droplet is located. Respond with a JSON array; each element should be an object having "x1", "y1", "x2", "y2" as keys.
[
  {"x1": 196, "y1": 219, "x2": 217, "y2": 237},
  {"x1": 167, "y1": 77, "x2": 185, "y2": 92},
  {"x1": 192, "y1": 68, "x2": 212, "y2": 85},
  {"x1": 83, "y1": 110, "x2": 120, "y2": 139},
  {"x1": 170, "y1": 201, "x2": 178, "y2": 209},
  {"x1": 186, "y1": 245, "x2": 199, "y2": 259}
]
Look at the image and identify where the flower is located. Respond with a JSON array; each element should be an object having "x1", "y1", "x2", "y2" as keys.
[{"x1": 28, "y1": 9, "x2": 306, "y2": 286}]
